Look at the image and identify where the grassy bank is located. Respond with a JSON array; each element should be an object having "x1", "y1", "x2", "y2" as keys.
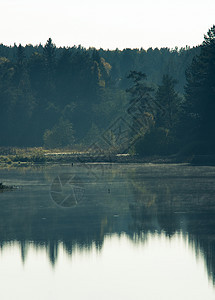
[{"x1": 0, "y1": 147, "x2": 215, "y2": 166}]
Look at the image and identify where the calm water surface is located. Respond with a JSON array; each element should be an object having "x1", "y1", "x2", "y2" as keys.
[{"x1": 0, "y1": 163, "x2": 215, "y2": 300}]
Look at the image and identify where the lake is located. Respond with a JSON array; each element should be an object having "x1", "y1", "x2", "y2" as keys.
[{"x1": 0, "y1": 163, "x2": 215, "y2": 300}]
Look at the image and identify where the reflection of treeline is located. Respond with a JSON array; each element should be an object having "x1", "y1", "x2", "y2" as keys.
[
  {"x1": 0, "y1": 196, "x2": 214, "y2": 283},
  {"x1": 128, "y1": 170, "x2": 215, "y2": 284},
  {"x1": 0, "y1": 208, "x2": 214, "y2": 284},
  {"x1": 189, "y1": 220, "x2": 215, "y2": 285},
  {"x1": 0, "y1": 206, "x2": 110, "y2": 265},
  {"x1": 0, "y1": 37, "x2": 199, "y2": 149},
  {"x1": 129, "y1": 208, "x2": 215, "y2": 284},
  {"x1": 1, "y1": 163, "x2": 215, "y2": 282}
]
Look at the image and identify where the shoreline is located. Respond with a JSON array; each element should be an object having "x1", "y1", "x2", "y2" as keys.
[{"x1": 0, "y1": 151, "x2": 215, "y2": 167}]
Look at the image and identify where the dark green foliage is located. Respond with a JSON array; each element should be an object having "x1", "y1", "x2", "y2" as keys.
[
  {"x1": 0, "y1": 33, "x2": 211, "y2": 156},
  {"x1": 43, "y1": 38, "x2": 56, "y2": 83},
  {"x1": 178, "y1": 140, "x2": 215, "y2": 156},
  {"x1": 185, "y1": 25, "x2": 215, "y2": 154},
  {"x1": 43, "y1": 119, "x2": 74, "y2": 149},
  {"x1": 155, "y1": 75, "x2": 182, "y2": 130},
  {"x1": 100, "y1": 46, "x2": 199, "y2": 92},
  {"x1": 126, "y1": 72, "x2": 183, "y2": 156},
  {"x1": 126, "y1": 70, "x2": 155, "y2": 135},
  {"x1": 126, "y1": 71, "x2": 153, "y2": 99},
  {"x1": 135, "y1": 127, "x2": 178, "y2": 156}
]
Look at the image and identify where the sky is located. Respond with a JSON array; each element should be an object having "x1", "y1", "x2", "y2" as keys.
[{"x1": 1, "y1": 0, "x2": 215, "y2": 50}]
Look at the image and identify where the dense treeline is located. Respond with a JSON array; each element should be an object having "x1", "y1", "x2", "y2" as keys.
[
  {"x1": 126, "y1": 27, "x2": 215, "y2": 157},
  {"x1": 0, "y1": 27, "x2": 214, "y2": 156}
]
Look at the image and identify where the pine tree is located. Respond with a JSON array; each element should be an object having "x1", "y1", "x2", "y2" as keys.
[
  {"x1": 156, "y1": 74, "x2": 182, "y2": 130},
  {"x1": 185, "y1": 25, "x2": 215, "y2": 148}
]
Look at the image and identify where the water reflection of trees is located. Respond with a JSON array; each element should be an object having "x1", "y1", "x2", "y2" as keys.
[
  {"x1": 0, "y1": 164, "x2": 215, "y2": 284},
  {"x1": 0, "y1": 207, "x2": 107, "y2": 265},
  {"x1": 0, "y1": 206, "x2": 214, "y2": 284},
  {"x1": 129, "y1": 170, "x2": 215, "y2": 284}
]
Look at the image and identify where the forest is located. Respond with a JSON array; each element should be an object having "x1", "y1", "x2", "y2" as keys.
[{"x1": 0, "y1": 25, "x2": 214, "y2": 157}]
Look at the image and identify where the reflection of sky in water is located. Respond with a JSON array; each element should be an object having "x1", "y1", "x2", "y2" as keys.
[{"x1": 0, "y1": 233, "x2": 214, "y2": 300}]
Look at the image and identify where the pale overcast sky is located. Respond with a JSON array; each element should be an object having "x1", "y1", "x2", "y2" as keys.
[{"x1": 1, "y1": 0, "x2": 215, "y2": 49}]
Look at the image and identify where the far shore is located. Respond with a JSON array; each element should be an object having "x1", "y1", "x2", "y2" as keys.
[{"x1": 0, "y1": 148, "x2": 215, "y2": 166}]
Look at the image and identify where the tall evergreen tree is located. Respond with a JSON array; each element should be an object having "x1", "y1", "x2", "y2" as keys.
[
  {"x1": 185, "y1": 25, "x2": 215, "y2": 152},
  {"x1": 156, "y1": 74, "x2": 182, "y2": 130},
  {"x1": 126, "y1": 71, "x2": 155, "y2": 132},
  {"x1": 43, "y1": 38, "x2": 56, "y2": 71}
]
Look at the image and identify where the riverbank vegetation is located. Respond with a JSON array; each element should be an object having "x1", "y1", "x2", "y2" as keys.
[{"x1": 0, "y1": 26, "x2": 215, "y2": 161}]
